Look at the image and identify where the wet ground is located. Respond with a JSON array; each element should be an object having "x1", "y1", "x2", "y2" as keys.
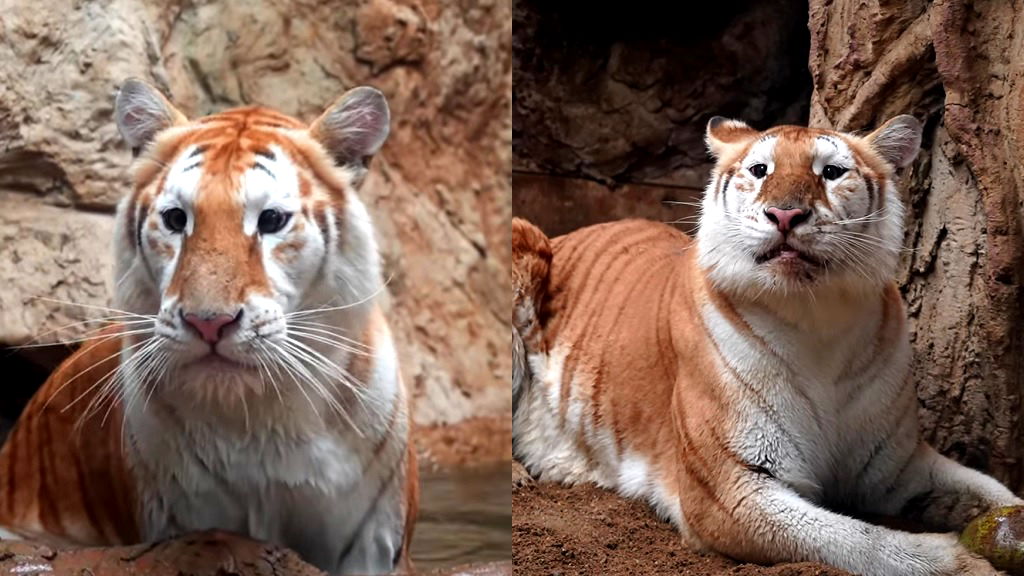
[{"x1": 411, "y1": 461, "x2": 511, "y2": 570}]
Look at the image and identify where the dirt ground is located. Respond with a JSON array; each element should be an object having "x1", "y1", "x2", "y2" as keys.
[{"x1": 512, "y1": 472, "x2": 850, "y2": 576}]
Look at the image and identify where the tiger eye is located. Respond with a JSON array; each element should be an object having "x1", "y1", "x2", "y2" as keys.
[
  {"x1": 822, "y1": 165, "x2": 848, "y2": 180},
  {"x1": 161, "y1": 208, "x2": 187, "y2": 233},
  {"x1": 749, "y1": 164, "x2": 768, "y2": 179},
  {"x1": 258, "y1": 209, "x2": 291, "y2": 235}
]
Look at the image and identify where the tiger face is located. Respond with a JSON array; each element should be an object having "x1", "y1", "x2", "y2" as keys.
[
  {"x1": 696, "y1": 115, "x2": 922, "y2": 299},
  {"x1": 111, "y1": 79, "x2": 388, "y2": 401}
]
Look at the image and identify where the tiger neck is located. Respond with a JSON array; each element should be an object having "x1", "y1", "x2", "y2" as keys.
[
  {"x1": 696, "y1": 264, "x2": 887, "y2": 338},
  {"x1": 745, "y1": 286, "x2": 883, "y2": 335}
]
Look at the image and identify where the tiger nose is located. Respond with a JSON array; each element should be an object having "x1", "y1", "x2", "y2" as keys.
[
  {"x1": 181, "y1": 310, "x2": 242, "y2": 343},
  {"x1": 765, "y1": 207, "x2": 811, "y2": 233}
]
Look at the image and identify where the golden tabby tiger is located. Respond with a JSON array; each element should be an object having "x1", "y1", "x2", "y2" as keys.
[
  {"x1": 512, "y1": 115, "x2": 1021, "y2": 575},
  {"x1": 0, "y1": 79, "x2": 418, "y2": 576}
]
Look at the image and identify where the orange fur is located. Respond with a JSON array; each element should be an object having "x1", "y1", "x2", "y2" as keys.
[{"x1": 0, "y1": 326, "x2": 138, "y2": 544}]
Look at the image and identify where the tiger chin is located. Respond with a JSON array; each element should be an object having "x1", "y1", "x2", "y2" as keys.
[
  {"x1": 512, "y1": 115, "x2": 1022, "y2": 576},
  {"x1": 0, "y1": 79, "x2": 418, "y2": 576}
]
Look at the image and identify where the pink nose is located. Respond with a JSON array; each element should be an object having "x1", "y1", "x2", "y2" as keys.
[
  {"x1": 765, "y1": 207, "x2": 811, "y2": 233},
  {"x1": 182, "y1": 311, "x2": 241, "y2": 343}
]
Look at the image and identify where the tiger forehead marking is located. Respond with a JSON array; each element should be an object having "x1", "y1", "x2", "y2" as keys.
[{"x1": 139, "y1": 120, "x2": 304, "y2": 311}]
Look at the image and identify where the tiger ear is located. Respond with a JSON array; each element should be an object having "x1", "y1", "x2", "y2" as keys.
[
  {"x1": 114, "y1": 78, "x2": 188, "y2": 158},
  {"x1": 704, "y1": 116, "x2": 759, "y2": 161},
  {"x1": 863, "y1": 114, "x2": 922, "y2": 169},
  {"x1": 309, "y1": 86, "x2": 391, "y2": 184}
]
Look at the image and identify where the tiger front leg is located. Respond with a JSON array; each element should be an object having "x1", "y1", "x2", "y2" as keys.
[
  {"x1": 873, "y1": 442, "x2": 1024, "y2": 533},
  {"x1": 682, "y1": 468, "x2": 1001, "y2": 576}
]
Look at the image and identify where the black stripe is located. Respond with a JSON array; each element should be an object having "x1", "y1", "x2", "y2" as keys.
[
  {"x1": 182, "y1": 161, "x2": 201, "y2": 172},
  {"x1": 745, "y1": 464, "x2": 776, "y2": 479},
  {"x1": 135, "y1": 202, "x2": 145, "y2": 249},
  {"x1": 187, "y1": 145, "x2": 206, "y2": 159},
  {"x1": 335, "y1": 451, "x2": 404, "y2": 569},
  {"x1": 255, "y1": 148, "x2": 276, "y2": 161},
  {"x1": 854, "y1": 388, "x2": 914, "y2": 486},
  {"x1": 252, "y1": 162, "x2": 275, "y2": 178},
  {"x1": 884, "y1": 449, "x2": 920, "y2": 496},
  {"x1": 865, "y1": 177, "x2": 876, "y2": 228},
  {"x1": 392, "y1": 543, "x2": 403, "y2": 567},
  {"x1": 721, "y1": 169, "x2": 734, "y2": 211},
  {"x1": 899, "y1": 489, "x2": 935, "y2": 519}
]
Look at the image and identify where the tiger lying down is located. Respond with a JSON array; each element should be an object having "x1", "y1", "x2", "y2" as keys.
[
  {"x1": 0, "y1": 79, "x2": 417, "y2": 576},
  {"x1": 512, "y1": 115, "x2": 1022, "y2": 575}
]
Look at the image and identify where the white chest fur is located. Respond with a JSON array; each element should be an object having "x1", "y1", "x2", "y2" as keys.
[
  {"x1": 704, "y1": 295, "x2": 917, "y2": 505},
  {"x1": 123, "y1": 340, "x2": 407, "y2": 575}
]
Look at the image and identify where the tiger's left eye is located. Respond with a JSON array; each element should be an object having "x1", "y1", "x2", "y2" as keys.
[
  {"x1": 822, "y1": 165, "x2": 848, "y2": 181},
  {"x1": 257, "y1": 209, "x2": 291, "y2": 234}
]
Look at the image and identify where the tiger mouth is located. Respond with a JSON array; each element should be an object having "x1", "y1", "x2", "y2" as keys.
[
  {"x1": 755, "y1": 243, "x2": 823, "y2": 267},
  {"x1": 190, "y1": 350, "x2": 255, "y2": 370}
]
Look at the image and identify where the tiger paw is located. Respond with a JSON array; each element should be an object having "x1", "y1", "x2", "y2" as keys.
[
  {"x1": 960, "y1": 505, "x2": 1024, "y2": 575},
  {"x1": 512, "y1": 460, "x2": 535, "y2": 489}
]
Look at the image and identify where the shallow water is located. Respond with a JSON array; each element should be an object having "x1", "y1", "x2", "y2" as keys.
[{"x1": 409, "y1": 461, "x2": 511, "y2": 569}]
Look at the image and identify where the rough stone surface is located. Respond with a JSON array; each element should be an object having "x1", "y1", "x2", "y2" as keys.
[
  {"x1": 0, "y1": 192, "x2": 114, "y2": 346},
  {"x1": 512, "y1": 0, "x2": 812, "y2": 185},
  {"x1": 0, "y1": 0, "x2": 511, "y2": 428},
  {"x1": 511, "y1": 173, "x2": 702, "y2": 239}
]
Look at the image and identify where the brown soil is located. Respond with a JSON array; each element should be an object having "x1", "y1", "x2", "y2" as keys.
[
  {"x1": 513, "y1": 478, "x2": 850, "y2": 576},
  {"x1": 416, "y1": 415, "x2": 512, "y2": 470}
]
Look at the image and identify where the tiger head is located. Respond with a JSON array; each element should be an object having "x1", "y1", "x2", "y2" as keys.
[
  {"x1": 110, "y1": 79, "x2": 389, "y2": 404},
  {"x1": 696, "y1": 115, "x2": 922, "y2": 301}
]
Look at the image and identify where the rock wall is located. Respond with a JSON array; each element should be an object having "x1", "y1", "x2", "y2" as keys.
[
  {"x1": 512, "y1": 0, "x2": 811, "y2": 236},
  {"x1": 513, "y1": 0, "x2": 811, "y2": 184},
  {"x1": 0, "y1": 0, "x2": 511, "y2": 430},
  {"x1": 514, "y1": 0, "x2": 1024, "y2": 490}
]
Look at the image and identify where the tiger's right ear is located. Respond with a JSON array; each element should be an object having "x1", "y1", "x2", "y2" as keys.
[
  {"x1": 704, "y1": 116, "x2": 758, "y2": 161},
  {"x1": 309, "y1": 86, "x2": 391, "y2": 187},
  {"x1": 114, "y1": 78, "x2": 188, "y2": 158}
]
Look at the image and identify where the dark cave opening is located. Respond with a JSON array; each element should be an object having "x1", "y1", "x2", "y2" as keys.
[{"x1": 0, "y1": 345, "x2": 73, "y2": 440}]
